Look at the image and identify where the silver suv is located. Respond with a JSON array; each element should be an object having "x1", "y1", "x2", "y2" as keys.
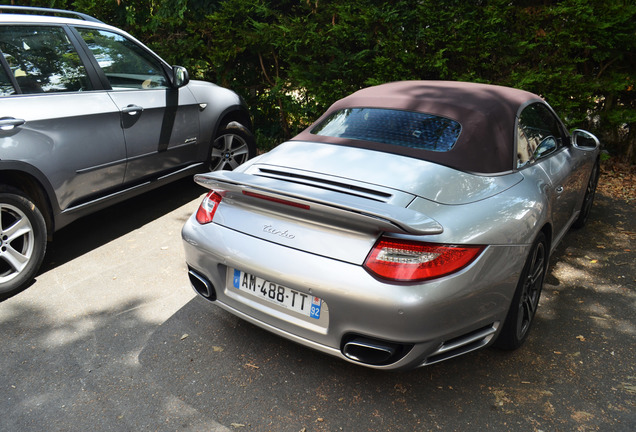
[{"x1": 0, "y1": 6, "x2": 256, "y2": 296}]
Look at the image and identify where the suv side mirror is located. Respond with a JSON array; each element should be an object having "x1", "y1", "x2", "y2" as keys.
[
  {"x1": 172, "y1": 66, "x2": 190, "y2": 88},
  {"x1": 572, "y1": 129, "x2": 600, "y2": 150}
]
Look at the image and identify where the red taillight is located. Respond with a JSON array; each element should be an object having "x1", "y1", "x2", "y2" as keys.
[
  {"x1": 196, "y1": 191, "x2": 223, "y2": 224},
  {"x1": 363, "y1": 237, "x2": 484, "y2": 282}
]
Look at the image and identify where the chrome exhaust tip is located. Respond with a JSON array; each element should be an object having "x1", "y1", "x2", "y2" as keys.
[
  {"x1": 188, "y1": 269, "x2": 216, "y2": 300},
  {"x1": 342, "y1": 337, "x2": 403, "y2": 365}
]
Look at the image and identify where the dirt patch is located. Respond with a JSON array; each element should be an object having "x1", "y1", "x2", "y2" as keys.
[{"x1": 597, "y1": 159, "x2": 635, "y2": 203}]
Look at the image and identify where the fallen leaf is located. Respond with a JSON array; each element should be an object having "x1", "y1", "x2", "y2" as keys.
[
  {"x1": 576, "y1": 335, "x2": 586, "y2": 342},
  {"x1": 571, "y1": 411, "x2": 595, "y2": 422},
  {"x1": 180, "y1": 334, "x2": 189, "y2": 340},
  {"x1": 394, "y1": 383, "x2": 407, "y2": 394},
  {"x1": 590, "y1": 259, "x2": 598, "y2": 264},
  {"x1": 230, "y1": 423, "x2": 245, "y2": 428},
  {"x1": 621, "y1": 383, "x2": 636, "y2": 394},
  {"x1": 212, "y1": 346, "x2": 224, "y2": 352}
]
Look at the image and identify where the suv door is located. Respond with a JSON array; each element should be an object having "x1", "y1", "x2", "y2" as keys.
[
  {"x1": 74, "y1": 27, "x2": 200, "y2": 183},
  {"x1": 0, "y1": 25, "x2": 126, "y2": 211}
]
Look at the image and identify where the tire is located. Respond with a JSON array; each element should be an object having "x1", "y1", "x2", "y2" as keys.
[
  {"x1": 0, "y1": 191, "x2": 47, "y2": 297},
  {"x1": 209, "y1": 121, "x2": 256, "y2": 171},
  {"x1": 573, "y1": 161, "x2": 600, "y2": 229},
  {"x1": 494, "y1": 232, "x2": 548, "y2": 350}
]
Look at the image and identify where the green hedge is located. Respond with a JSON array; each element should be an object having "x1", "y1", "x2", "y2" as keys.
[{"x1": 21, "y1": 0, "x2": 636, "y2": 162}]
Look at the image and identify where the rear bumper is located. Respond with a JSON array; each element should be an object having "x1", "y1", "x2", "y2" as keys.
[{"x1": 182, "y1": 216, "x2": 529, "y2": 370}]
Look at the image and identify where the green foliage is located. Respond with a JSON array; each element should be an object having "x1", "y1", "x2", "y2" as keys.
[{"x1": 13, "y1": 0, "x2": 636, "y2": 162}]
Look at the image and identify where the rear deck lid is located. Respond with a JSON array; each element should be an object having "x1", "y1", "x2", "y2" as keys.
[{"x1": 249, "y1": 141, "x2": 523, "y2": 205}]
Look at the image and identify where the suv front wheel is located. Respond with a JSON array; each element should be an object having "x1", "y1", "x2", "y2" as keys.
[{"x1": 0, "y1": 189, "x2": 47, "y2": 297}]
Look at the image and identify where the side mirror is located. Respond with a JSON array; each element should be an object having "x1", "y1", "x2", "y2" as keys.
[
  {"x1": 533, "y1": 136, "x2": 557, "y2": 160},
  {"x1": 572, "y1": 129, "x2": 600, "y2": 150},
  {"x1": 172, "y1": 66, "x2": 190, "y2": 88}
]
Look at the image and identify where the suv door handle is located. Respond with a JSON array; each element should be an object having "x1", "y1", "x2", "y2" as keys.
[
  {"x1": 0, "y1": 117, "x2": 26, "y2": 131},
  {"x1": 121, "y1": 104, "x2": 144, "y2": 116}
]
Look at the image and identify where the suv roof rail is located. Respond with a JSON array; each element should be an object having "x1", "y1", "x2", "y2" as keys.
[{"x1": 0, "y1": 5, "x2": 103, "y2": 23}]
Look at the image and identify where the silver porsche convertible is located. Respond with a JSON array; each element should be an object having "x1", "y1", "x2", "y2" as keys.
[{"x1": 182, "y1": 81, "x2": 601, "y2": 370}]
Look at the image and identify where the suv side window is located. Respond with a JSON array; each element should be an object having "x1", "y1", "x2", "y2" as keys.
[
  {"x1": 76, "y1": 28, "x2": 169, "y2": 90},
  {"x1": 0, "y1": 26, "x2": 92, "y2": 94},
  {"x1": 516, "y1": 102, "x2": 565, "y2": 168},
  {"x1": 0, "y1": 61, "x2": 15, "y2": 95}
]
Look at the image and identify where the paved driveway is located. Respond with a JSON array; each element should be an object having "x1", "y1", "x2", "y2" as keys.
[{"x1": 1, "y1": 177, "x2": 634, "y2": 431}]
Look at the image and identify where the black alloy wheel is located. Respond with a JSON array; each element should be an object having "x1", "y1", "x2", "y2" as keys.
[{"x1": 494, "y1": 232, "x2": 548, "y2": 350}]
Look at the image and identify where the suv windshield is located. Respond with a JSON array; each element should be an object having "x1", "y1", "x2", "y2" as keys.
[{"x1": 311, "y1": 108, "x2": 461, "y2": 152}]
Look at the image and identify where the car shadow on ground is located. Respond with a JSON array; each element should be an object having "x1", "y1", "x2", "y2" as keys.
[
  {"x1": 40, "y1": 177, "x2": 205, "y2": 273},
  {"x1": 0, "y1": 177, "x2": 205, "y2": 302}
]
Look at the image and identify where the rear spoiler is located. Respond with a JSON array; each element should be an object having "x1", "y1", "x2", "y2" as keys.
[{"x1": 194, "y1": 171, "x2": 443, "y2": 236}]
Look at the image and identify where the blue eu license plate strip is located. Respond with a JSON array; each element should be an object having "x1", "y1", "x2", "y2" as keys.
[{"x1": 232, "y1": 269, "x2": 321, "y2": 319}]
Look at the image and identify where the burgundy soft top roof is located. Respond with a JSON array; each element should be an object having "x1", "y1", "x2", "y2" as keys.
[{"x1": 292, "y1": 81, "x2": 544, "y2": 174}]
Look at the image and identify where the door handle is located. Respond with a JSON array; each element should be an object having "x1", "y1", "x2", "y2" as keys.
[
  {"x1": 0, "y1": 117, "x2": 26, "y2": 131},
  {"x1": 122, "y1": 104, "x2": 144, "y2": 116}
]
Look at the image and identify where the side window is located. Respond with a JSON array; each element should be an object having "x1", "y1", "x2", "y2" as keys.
[
  {"x1": 0, "y1": 62, "x2": 15, "y2": 96},
  {"x1": 0, "y1": 26, "x2": 92, "y2": 94},
  {"x1": 516, "y1": 103, "x2": 564, "y2": 168},
  {"x1": 76, "y1": 28, "x2": 168, "y2": 90}
]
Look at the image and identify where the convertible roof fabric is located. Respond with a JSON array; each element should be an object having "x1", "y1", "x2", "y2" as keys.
[{"x1": 292, "y1": 81, "x2": 544, "y2": 174}]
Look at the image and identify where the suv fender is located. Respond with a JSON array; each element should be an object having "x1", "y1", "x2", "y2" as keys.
[{"x1": 0, "y1": 161, "x2": 58, "y2": 234}]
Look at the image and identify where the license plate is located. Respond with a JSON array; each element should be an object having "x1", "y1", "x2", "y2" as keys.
[{"x1": 231, "y1": 269, "x2": 322, "y2": 319}]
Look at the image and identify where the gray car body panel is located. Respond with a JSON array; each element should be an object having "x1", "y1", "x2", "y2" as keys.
[{"x1": 1, "y1": 92, "x2": 127, "y2": 211}]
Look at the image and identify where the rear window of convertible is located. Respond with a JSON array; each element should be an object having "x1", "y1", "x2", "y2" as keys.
[{"x1": 311, "y1": 108, "x2": 461, "y2": 152}]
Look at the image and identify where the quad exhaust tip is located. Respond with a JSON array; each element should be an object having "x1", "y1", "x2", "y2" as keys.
[
  {"x1": 188, "y1": 269, "x2": 216, "y2": 301},
  {"x1": 342, "y1": 337, "x2": 410, "y2": 366}
]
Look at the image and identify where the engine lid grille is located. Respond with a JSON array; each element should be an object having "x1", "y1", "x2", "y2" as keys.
[{"x1": 246, "y1": 164, "x2": 413, "y2": 206}]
